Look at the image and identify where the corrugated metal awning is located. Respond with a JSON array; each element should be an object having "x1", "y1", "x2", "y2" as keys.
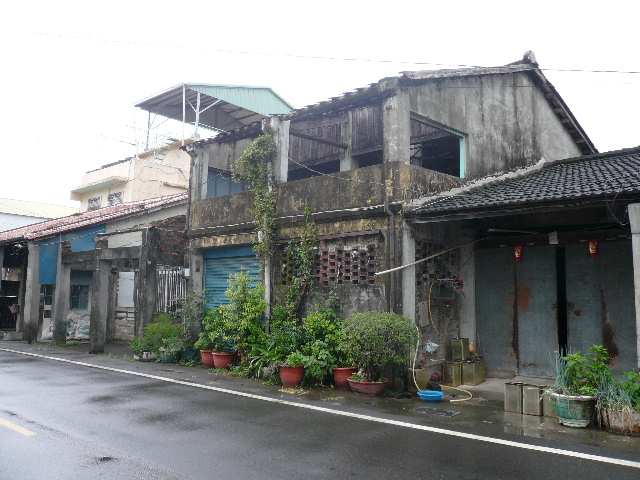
[{"x1": 135, "y1": 83, "x2": 294, "y2": 133}]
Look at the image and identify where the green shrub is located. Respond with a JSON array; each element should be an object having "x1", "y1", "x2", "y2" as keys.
[
  {"x1": 339, "y1": 311, "x2": 418, "y2": 382},
  {"x1": 140, "y1": 314, "x2": 182, "y2": 355}
]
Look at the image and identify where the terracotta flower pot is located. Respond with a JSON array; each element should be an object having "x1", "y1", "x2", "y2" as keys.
[
  {"x1": 333, "y1": 367, "x2": 358, "y2": 390},
  {"x1": 279, "y1": 365, "x2": 305, "y2": 388},
  {"x1": 599, "y1": 407, "x2": 640, "y2": 436},
  {"x1": 212, "y1": 352, "x2": 236, "y2": 369},
  {"x1": 199, "y1": 350, "x2": 215, "y2": 369},
  {"x1": 348, "y1": 378, "x2": 389, "y2": 396}
]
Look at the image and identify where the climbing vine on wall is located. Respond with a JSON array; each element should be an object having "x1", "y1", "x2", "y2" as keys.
[
  {"x1": 232, "y1": 135, "x2": 320, "y2": 320},
  {"x1": 232, "y1": 134, "x2": 277, "y2": 264},
  {"x1": 284, "y1": 207, "x2": 318, "y2": 319}
]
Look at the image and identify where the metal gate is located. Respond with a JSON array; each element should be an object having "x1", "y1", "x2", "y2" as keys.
[{"x1": 156, "y1": 267, "x2": 187, "y2": 313}]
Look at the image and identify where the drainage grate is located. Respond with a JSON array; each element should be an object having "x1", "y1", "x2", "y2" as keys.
[{"x1": 413, "y1": 407, "x2": 461, "y2": 417}]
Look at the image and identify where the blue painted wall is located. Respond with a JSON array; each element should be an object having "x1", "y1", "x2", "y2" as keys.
[{"x1": 37, "y1": 224, "x2": 106, "y2": 285}]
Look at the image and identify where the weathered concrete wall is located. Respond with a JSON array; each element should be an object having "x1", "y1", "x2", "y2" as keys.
[
  {"x1": 306, "y1": 285, "x2": 387, "y2": 320},
  {"x1": 189, "y1": 162, "x2": 462, "y2": 233},
  {"x1": 408, "y1": 72, "x2": 583, "y2": 179}
]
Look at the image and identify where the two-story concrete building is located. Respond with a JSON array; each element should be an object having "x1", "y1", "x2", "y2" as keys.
[{"x1": 183, "y1": 52, "x2": 617, "y2": 379}]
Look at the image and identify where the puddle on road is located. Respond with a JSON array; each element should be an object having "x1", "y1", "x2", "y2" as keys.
[{"x1": 413, "y1": 407, "x2": 461, "y2": 417}]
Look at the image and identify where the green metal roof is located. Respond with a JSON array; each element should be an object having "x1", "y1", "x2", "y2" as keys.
[{"x1": 135, "y1": 83, "x2": 294, "y2": 132}]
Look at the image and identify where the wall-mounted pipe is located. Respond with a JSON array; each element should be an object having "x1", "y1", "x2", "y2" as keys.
[{"x1": 384, "y1": 199, "x2": 396, "y2": 313}]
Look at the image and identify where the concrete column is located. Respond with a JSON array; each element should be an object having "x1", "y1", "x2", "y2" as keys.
[
  {"x1": 189, "y1": 250, "x2": 204, "y2": 293},
  {"x1": 135, "y1": 228, "x2": 159, "y2": 338},
  {"x1": 629, "y1": 203, "x2": 640, "y2": 370},
  {"x1": 382, "y1": 90, "x2": 411, "y2": 164},
  {"x1": 458, "y1": 239, "x2": 477, "y2": 343},
  {"x1": 199, "y1": 147, "x2": 210, "y2": 200},
  {"x1": 52, "y1": 252, "x2": 70, "y2": 345},
  {"x1": 401, "y1": 222, "x2": 416, "y2": 321},
  {"x1": 89, "y1": 260, "x2": 110, "y2": 353},
  {"x1": 340, "y1": 110, "x2": 357, "y2": 171},
  {"x1": 105, "y1": 270, "x2": 116, "y2": 342},
  {"x1": 262, "y1": 117, "x2": 290, "y2": 183},
  {"x1": 21, "y1": 242, "x2": 41, "y2": 342}
]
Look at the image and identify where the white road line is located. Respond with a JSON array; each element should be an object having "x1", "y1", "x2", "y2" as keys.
[
  {"x1": 3, "y1": 347, "x2": 640, "y2": 469},
  {"x1": 0, "y1": 417, "x2": 36, "y2": 436}
]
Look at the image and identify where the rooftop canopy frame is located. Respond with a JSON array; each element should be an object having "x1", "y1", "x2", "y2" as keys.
[{"x1": 135, "y1": 83, "x2": 294, "y2": 148}]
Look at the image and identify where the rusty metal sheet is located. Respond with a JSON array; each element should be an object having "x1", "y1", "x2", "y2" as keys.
[
  {"x1": 566, "y1": 244, "x2": 602, "y2": 352},
  {"x1": 567, "y1": 241, "x2": 636, "y2": 372},
  {"x1": 475, "y1": 247, "x2": 517, "y2": 376},
  {"x1": 515, "y1": 245, "x2": 558, "y2": 376}
]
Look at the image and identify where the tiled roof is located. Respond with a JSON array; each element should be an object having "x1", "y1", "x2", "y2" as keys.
[
  {"x1": 188, "y1": 53, "x2": 594, "y2": 156},
  {"x1": 0, "y1": 198, "x2": 78, "y2": 219},
  {"x1": 408, "y1": 147, "x2": 640, "y2": 217},
  {"x1": 0, "y1": 193, "x2": 187, "y2": 243}
]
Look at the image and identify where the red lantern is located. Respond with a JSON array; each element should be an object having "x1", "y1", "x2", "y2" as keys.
[
  {"x1": 589, "y1": 239, "x2": 599, "y2": 258},
  {"x1": 515, "y1": 244, "x2": 523, "y2": 262}
]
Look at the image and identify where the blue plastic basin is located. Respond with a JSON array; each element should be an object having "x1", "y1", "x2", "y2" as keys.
[{"x1": 418, "y1": 390, "x2": 444, "y2": 402}]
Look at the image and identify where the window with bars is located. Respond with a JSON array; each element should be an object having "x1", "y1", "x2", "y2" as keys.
[
  {"x1": 108, "y1": 192, "x2": 123, "y2": 206},
  {"x1": 70, "y1": 285, "x2": 90, "y2": 310},
  {"x1": 87, "y1": 197, "x2": 102, "y2": 211}
]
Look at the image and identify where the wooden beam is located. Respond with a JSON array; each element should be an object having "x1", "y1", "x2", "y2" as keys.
[{"x1": 289, "y1": 129, "x2": 348, "y2": 149}]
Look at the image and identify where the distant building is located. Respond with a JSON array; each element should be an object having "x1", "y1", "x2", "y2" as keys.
[
  {"x1": 70, "y1": 139, "x2": 195, "y2": 212},
  {"x1": 0, "y1": 198, "x2": 78, "y2": 232}
]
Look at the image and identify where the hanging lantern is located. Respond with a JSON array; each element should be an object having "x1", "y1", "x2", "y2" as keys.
[
  {"x1": 514, "y1": 244, "x2": 523, "y2": 262},
  {"x1": 589, "y1": 239, "x2": 599, "y2": 258}
]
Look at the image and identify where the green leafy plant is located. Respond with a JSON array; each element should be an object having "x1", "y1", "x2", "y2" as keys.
[
  {"x1": 129, "y1": 337, "x2": 153, "y2": 356},
  {"x1": 161, "y1": 336, "x2": 185, "y2": 355},
  {"x1": 549, "y1": 345, "x2": 613, "y2": 396},
  {"x1": 194, "y1": 332, "x2": 215, "y2": 351},
  {"x1": 284, "y1": 351, "x2": 307, "y2": 367},
  {"x1": 139, "y1": 313, "x2": 183, "y2": 355},
  {"x1": 598, "y1": 371, "x2": 640, "y2": 411},
  {"x1": 219, "y1": 270, "x2": 268, "y2": 356},
  {"x1": 170, "y1": 290, "x2": 209, "y2": 348},
  {"x1": 232, "y1": 134, "x2": 277, "y2": 264},
  {"x1": 300, "y1": 305, "x2": 344, "y2": 378},
  {"x1": 284, "y1": 207, "x2": 318, "y2": 319},
  {"x1": 338, "y1": 311, "x2": 418, "y2": 382}
]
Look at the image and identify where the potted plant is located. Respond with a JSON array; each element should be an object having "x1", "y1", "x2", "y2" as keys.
[
  {"x1": 170, "y1": 291, "x2": 208, "y2": 362},
  {"x1": 194, "y1": 332, "x2": 216, "y2": 369},
  {"x1": 129, "y1": 337, "x2": 155, "y2": 361},
  {"x1": 159, "y1": 336, "x2": 184, "y2": 363},
  {"x1": 129, "y1": 313, "x2": 182, "y2": 360},
  {"x1": 598, "y1": 371, "x2": 640, "y2": 436},
  {"x1": 339, "y1": 311, "x2": 418, "y2": 396},
  {"x1": 202, "y1": 306, "x2": 238, "y2": 369},
  {"x1": 547, "y1": 345, "x2": 613, "y2": 427},
  {"x1": 301, "y1": 307, "x2": 347, "y2": 387},
  {"x1": 279, "y1": 352, "x2": 307, "y2": 388}
]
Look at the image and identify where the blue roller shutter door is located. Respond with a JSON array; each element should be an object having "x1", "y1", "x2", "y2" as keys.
[{"x1": 203, "y1": 245, "x2": 261, "y2": 308}]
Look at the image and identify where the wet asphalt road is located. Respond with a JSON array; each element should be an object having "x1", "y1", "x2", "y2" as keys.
[{"x1": 1, "y1": 346, "x2": 639, "y2": 479}]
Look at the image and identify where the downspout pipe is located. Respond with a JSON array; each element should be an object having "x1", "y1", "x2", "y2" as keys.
[{"x1": 384, "y1": 199, "x2": 396, "y2": 313}]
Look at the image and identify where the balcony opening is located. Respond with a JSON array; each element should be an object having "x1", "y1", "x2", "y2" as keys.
[
  {"x1": 288, "y1": 159, "x2": 340, "y2": 181},
  {"x1": 410, "y1": 113, "x2": 466, "y2": 178},
  {"x1": 353, "y1": 150, "x2": 383, "y2": 168}
]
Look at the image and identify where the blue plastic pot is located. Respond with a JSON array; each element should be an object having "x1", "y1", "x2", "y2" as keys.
[{"x1": 418, "y1": 390, "x2": 444, "y2": 402}]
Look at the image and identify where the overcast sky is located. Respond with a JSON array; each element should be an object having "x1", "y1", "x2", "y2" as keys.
[{"x1": 2, "y1": 0, "x2": 638, "y2": 208}]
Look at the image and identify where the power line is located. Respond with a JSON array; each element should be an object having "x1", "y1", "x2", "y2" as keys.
[{"x1": 31, "y1": 32, "x2": 640, "y2": 75}]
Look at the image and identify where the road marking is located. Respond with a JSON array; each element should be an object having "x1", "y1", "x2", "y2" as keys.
[
  {"x1": 0, "y1": 417, "x2": 36, "y2": 436},
  {"x1": 3, "y1": 347, "x2": 640, "y2": 469}
]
